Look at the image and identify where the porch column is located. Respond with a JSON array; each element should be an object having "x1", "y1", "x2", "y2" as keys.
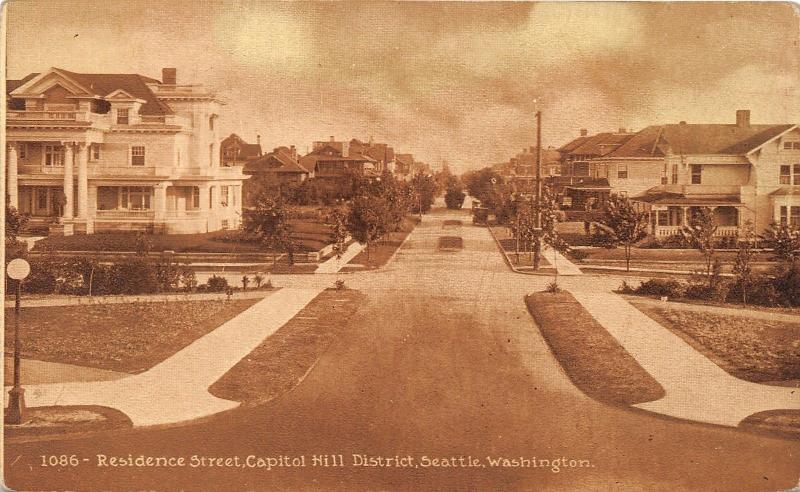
[
  {"x1": 681, "y1": 206, "x2": 688, "y2": 226},
  {"x1": 63, "y1": 143, "x2": 74, "y2": 219},
  {"x1": 198, "y1": 185, "x2": 210, "y2": 233},
  {"x1": 154, "y1": 184, "x2": 167, "y2": 221},
  {"x1": 7, "y1": 143, "x2": 18, "y2": 208},
  {"x1": 76, "y1": 143, "x2": 89, "y2": 219}
]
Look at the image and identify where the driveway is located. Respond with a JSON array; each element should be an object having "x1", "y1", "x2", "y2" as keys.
[{"x1": 5, "y1": 207, "x2": 800, "y2": 491}]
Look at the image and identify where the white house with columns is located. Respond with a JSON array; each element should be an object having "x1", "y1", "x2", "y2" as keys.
[{"x1": 5, "y1": 67, "x2": 247, "y2": 235}]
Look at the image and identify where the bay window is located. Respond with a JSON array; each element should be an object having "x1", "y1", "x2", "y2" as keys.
[{"x1": 44, "y1": 145, "x2": 65, "y2": 166}]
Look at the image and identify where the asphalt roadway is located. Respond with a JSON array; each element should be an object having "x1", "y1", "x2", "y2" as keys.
[{"x1": 4, "y1": 207, "x2": 800, "y2": 491}]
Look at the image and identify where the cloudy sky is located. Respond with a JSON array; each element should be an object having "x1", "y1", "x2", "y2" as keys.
[{"x1": 6, "y1": 1, "x2": 799, "y2": 171}]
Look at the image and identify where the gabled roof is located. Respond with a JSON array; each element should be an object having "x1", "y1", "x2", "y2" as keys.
[
  {"x1": 6, "y1": 73, "x2": 39, "y2": 94},
  {"x1": 221, "y1": 134, "x2": 262, "y2": 159},
  {"x1": 245, "y1": 149, "x2": 308, "y2": 174},
  {"x1": 558, "y1": 135, "x2": 590, "y2": 153},
  {"x1": 633, "y1": 186, "x2": 741, "y2": 205},
  {"x1": 568, "y1": 132, "x2": 633, "y2": 157},
  {"x1": 9, "y1": 68, "x2": 173, "y2": 115},
  {"x1": 608, "y1": 123, "x2": 795, "y2": 158},
  {"x1": 395, "y1": 153, "x2": 414, "y2": 165}
]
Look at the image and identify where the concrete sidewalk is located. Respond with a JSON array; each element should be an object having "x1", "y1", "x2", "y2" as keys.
[
  {"x1": 5, "y1": 287, "x2": 324, "y2": 426},
  {"x1": 542, "y1": 246, "x2": 583, "y2": 276},
  {"x1": 315, "y1": 241, "x2": 366, "y2": 274},
  {"x1": 571, "y1": 290, "x2": 800, "y2": 427}
]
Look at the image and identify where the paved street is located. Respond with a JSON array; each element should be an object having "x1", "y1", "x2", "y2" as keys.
[{"x1": 5, "y1": 207, "x2": 800, "y2": 491}]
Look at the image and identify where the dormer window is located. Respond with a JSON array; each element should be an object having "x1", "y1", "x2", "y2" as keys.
[
  {"x1": 117, "y1": 108, "x2": 129, "y2": 125},
  {"x1": 784, "y1": 141, "x2": 800, "y2": 150}
]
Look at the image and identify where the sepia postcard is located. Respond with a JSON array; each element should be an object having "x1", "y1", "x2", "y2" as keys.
[{"x1": 2, "y1": 1, "x2": 800, "y2": 490}]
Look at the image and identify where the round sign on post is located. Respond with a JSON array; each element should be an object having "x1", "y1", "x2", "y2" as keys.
[{"x1": 7, "y1": 258, "x2": 31, "y2": 280}]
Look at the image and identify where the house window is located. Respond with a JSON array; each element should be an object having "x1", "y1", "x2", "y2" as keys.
[
  {"x1": 690, "y1": 164, "x2": 702, "y2": 184},
  {"x1": 44, "y1": 145, "x2": 65, "y2": 166},
  {"x1": 220, "y1": 185, "x2": 230, "y2": 206},
  {"x1": 209, "y1": 116, "x2": 215, "y2": 130},
  {"x1": 120, "y1": 186, "x2": 151, "y2": 210},
  {"x1": 191, "y1": 187, "x2": 200, "y2": 209},
  {"x1": 117, "y1": 108, "x2": 129, "y2": 125},
  {"x1": 573, "y1": 161, "x2": 590, "y2": 176},
  {"x1": 784, "y1": 141, "x2": 800, "y2": 150},
  {"x1": 209, "y1": 186, "x2": 214, "y2": 209},
  {"x1": 657, "y1": 210, "x2": 669, "y2": 226},
  {"x1": 221, "y1": 219, "x2": 230, "y2": 230},
  {"x1": 779, "y1": 164, "x2": 800, "y2": 185},
  {"x1": 661, "y1": 164, "x2": 667, "y2": 185},
  {"x1": 671, "y1": 164, "x2": 678, "y2": 184},
  {"x1": 131, "y1": 146, "x2": 145, "y2": 166},
  {"x1": 90, "y1": 144, "x2": 101, "y2": 161},
  {"x1": 793, "y1": 206, "x2": 800, "y2": 226},
  {"x1": 617, "y1": 162, "x2": 628, "y2": 179},
  {"x1": 37, "y1": 189, "x2": 48, "y2": 209},
  {"x1": 18, "y1": 143, "x2": 27, "y2": 159}
]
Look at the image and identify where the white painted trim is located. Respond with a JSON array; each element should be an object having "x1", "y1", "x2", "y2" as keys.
[{"x1": 746, "y1": 125, "x2": 799, "y2": 156}]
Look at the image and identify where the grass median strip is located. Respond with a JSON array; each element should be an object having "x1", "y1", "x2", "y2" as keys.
[
  {"x1": 4, "y1": 298, "x2": 261, "y2": 374},
  {"x1": 209, "y1": 288, "x2": 365, "y2": 405},
  {"x1": 525, "y1": 291, "x2": 665, "y2": 405}
]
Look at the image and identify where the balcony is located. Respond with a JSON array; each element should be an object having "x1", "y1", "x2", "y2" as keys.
[{"x1": 7, "y1": 110, "x2": 108, "y2": 125}]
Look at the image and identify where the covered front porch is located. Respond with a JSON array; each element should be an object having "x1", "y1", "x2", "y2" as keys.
[{"x1": 647, "y1": 205, "x2": 741, "y2": 237}]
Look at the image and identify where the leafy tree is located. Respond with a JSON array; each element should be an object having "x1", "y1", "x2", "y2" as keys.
[
  {"x1": 347, "y1": 194, "x2": 390, "y2": 262},
  {"x1": 444, "y1": 187, "x2": 466, "y2": 210},
  {"x1": 596, "y1": 194, "x2": 649, "y2": 271},
  {"x1": 682, "y1": 207, "x2": 718, "y2": 286},
  {"x1": 244, "y1": 192, "x2": 293, "y2": 266},
  {"x1": 409, "y1": 171, "x2": 436, "y2": 215},
  {"x1": 5, "y1": 206, "x2": 28, "y2": 242},
  {"x1": 462, "y1": 167, "x2": 503, "y2": 204},
  {"x1": 534, "y1": 186, "x2": 569, "y2": 270},
  {"x1": 510, "y1": 203, "x2": 537, "y2": 263},
  {"x1": 760, "y1": 222, "x2": 800, "y2": 262},
  {"x1": 732, "y1": 222, "x2": 755, "y2": 306},
  {"x1": 327, "y1": 208, "x2": 349, "y2": 260}
]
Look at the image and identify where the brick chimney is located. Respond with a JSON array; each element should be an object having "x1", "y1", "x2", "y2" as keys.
[
  {"x1": 736, "y1": 109, "x2": 750, "y2": 128},
  {"x1": 580, "y1": 129, "x2": 588, "y2": 136},
  {"x1": 162, "y1": 68, "x2": 177, "y2": 85}
]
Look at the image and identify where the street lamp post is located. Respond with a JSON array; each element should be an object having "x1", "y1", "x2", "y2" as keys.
[
  {"x1": 533, "y1": 109, "x2": 543, "y2": 270},
  {"x1": 6, "y1": 258, "x2": 30, "y2": 425}
]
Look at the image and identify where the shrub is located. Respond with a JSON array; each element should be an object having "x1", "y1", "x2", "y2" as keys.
[
  {"x1": 772, "y1": 261, "x2": 800, "y2": 307},
  {"x1": 568, "y1": 249, "x2": 588, "y2": 261},
  {"x1": 334, "y1": 279, "x2": 346, "y2": 290},
  {"x1": 636, "y1": 236, "x2": 662, "y2": 249},
  {"x1": 616, "y1": 280, "x2": 636, "y2": 294},
  {"x1": 544, "y1": 280, "x2": 562, "y2": 293},
  {"x1": 444, "y1": 188, "x2": 466, "y2": 209},
  {"x1": 206, "y1": 275, "x2": 229, "y2": 293},
  {"x1": 253, "y1": 273, "x2": 264, "y2": 288},
  {"x1": 110, "y1": 258, "x2": 159, "y2": 294},
  {"x1": 635, "y1": 278, "x2": 685, "y2": 298},
  {"x1": 264, "y1": 279, "x2": 274, "y2": 290},
  {"x1": 660, "y1": 234, "x2": 689, "y2": 249}
]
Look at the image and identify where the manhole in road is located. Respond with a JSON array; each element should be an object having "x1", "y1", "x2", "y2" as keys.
[{"x1": 438, "y1": 236, "x2": 463, "y2": 251}]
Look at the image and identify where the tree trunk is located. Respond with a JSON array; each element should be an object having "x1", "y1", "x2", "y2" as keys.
[
  {"x1": 533, "y1": 238, "x2": 541, "y2": 270},
  {"x1": 625, "y1": 244, "x2": 631, "y2": 272}
]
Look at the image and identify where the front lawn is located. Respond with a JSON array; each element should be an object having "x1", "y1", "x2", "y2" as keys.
[
  {"x1": 209, "y1": 288, "x2": 364, "y2": 405},
  {"x1": 32, "y1": 219, "x2": 333, "y2": 254},
  {"x1": 4, "y1": 298, "x2": 260, "y2": 373},
  {"x1": 631, "y1": 302, "x2": 800, "y2": 385},
  {"x1": 525, "y1": 291, "x2": 665, "y2": 405}
]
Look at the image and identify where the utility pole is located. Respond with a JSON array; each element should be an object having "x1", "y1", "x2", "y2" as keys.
[{"x1": 533, "y1": 110, "x2": 543, "y2": 270}]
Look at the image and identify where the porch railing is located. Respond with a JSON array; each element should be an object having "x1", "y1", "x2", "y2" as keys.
[
  {"x1": 655, "y1": 225, "x2": 739, "y2": 237},
  {"x1": 96, "y1": 209, "x2": 155, "y2": 219}
]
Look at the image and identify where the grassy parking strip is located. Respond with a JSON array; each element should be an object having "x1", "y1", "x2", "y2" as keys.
[
  {"x1": 525, "y1": 291, "x2": 665, "y2": 405},
  {"x1": 209, "y1": 288, "x2": 365, "y2": 405},
  {"x1": 631, "y1": 302, "x2": 800, "y2": 385},
  {"x1": 344, "y1": 216, "x2": 419, "y2": 270},
  {"x1": 4, "y1": 298, "x2": 260, "y2": 373}
]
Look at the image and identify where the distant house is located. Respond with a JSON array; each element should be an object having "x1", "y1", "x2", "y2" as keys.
[
  {"x1": 504, "y1": 146, "x2": 561, "y2": 194},
  {"x1": 220, "y1": 133, "x2": 262, "y2": 167},
  {"x1": 553, "y1": 130, "x2": 634, "y2": 209},
  {"x1": 242, "y1": 145, "x2": 309, "y2": 206},
  {"x1": 300, "y1": 137, "x2": 377, "y2": 180},
  {"x1": 350, "y1": 138, "x2": 395, "y2": 174},
  {"x1": 394, "y1": 153, "x2": 414, "y2": 179}
]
